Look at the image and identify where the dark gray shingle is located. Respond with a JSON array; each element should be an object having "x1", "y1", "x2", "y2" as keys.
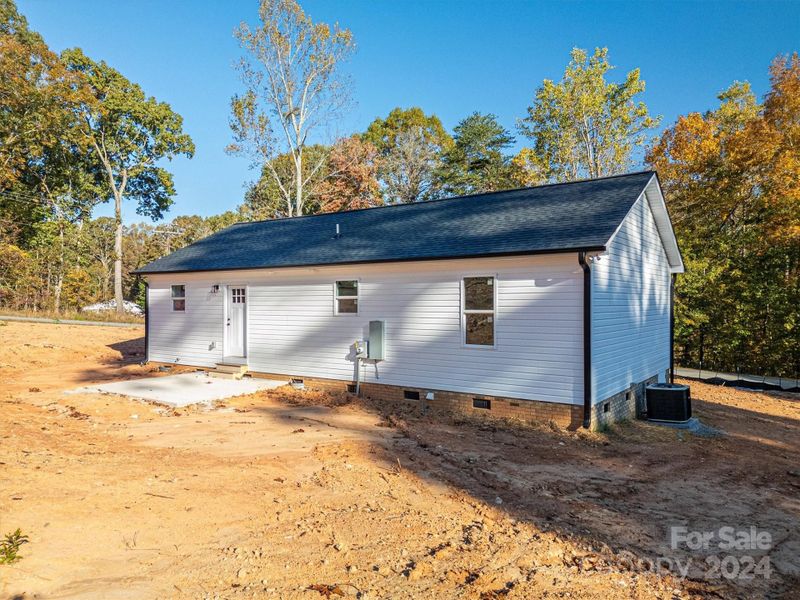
[{"x1": 136, "y1": 171, "x2": 654, "y2": 274}]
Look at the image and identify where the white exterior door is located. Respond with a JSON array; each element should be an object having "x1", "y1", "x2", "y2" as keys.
[{"x1": 227, "y1": 287, "x2": 247, "y2": 357}]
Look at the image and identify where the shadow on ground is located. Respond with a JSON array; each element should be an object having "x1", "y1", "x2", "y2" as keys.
[{"x1": 82, "y1": 334, "x2": 800, "y2": 597}]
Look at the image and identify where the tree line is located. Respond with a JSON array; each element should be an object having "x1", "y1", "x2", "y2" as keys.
[{"x1": 1, "y1": 0, "x2": 797, "y2": 377}]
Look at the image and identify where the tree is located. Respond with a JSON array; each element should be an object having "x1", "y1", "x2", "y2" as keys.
[
  {"x1": 243, "y1": 136, "x2": 382, "y2": 218},
  {"x1": 648, "y1": 54, "x2": 800, "y2": 377},
  {"x1": 363, "y1": 107, "x2": 452, "y2": 203},
  {"x1": 1, "y1": 1, "x2": 105, "y2": 312},
  {"x1": 317, "y1": 136, "x2": 382, "y2": 212},
  {"x1": 83, "y1": 217, "x2": 116, "y2": 300},
  {"x1": 509, "y1": 148, "x2": 548, "y2": 187},
  {"x1": 18, "y1": 123, "x2": 105, "y2": 312},
  {"x1": 242, "y1": 144, "x2": 329, "y2": 219},
  {"x1": 437, "y1": 112, "x2": 518, "y2": 195},
  {"x1": 519, "y1": 47, "x2": 659, "y2": 181},
  {"x1": 0, "y1": 0, "x2": 80, "y2": 191},
  {"x1": 0, "y1": 241, "x2": 32, "y2": 308},
  {"x1": 62, "y1": 48, "x2": 194, "y2": 313},
  {"x1": 227, "y1": 0, "x2": 355, "y2": 217},
  {"x1": 0, "y1": 0, "x2": 99, "y2": 257}
]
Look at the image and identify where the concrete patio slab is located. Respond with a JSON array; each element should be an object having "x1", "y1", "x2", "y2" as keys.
[{"x1": 66, "y1": 372, "x2": 288, "y2": 407}]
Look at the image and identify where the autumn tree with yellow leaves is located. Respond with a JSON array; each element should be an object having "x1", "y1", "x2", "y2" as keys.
[{"x1": 648, "y1": 54, "x2": 800, "y2": 377}]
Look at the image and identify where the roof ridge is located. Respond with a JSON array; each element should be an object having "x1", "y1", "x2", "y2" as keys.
[{"x1": 230, "y1": 170, "x2": 656, "y2": 227}]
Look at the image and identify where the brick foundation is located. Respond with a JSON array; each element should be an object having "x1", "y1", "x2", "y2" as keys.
[
  {"x1": 592, "y1": 374, "x2": 659, "y2": 430},
  {"x1": 361, "y1": 382, "x2": 584, "y2": 429},
  {"x1": 156, "y1": 361, "x2": 655, "y2": 432},
  {"x1": 247, "y1": 371, "x2": 585, "y2": 430}
]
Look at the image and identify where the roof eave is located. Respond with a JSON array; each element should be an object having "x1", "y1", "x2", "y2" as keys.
[{"x1": 134, "y1": 245, "x2": 607, "y2": 276}]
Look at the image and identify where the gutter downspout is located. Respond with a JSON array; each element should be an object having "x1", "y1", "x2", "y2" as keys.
[
  {"x1": 578, "y1": 252, "x2": 591, "y2": 429},
  {"x1": 670, "y1": 273, "x2": 676, "y2": 384},
  {"x1": 144, "y1": 281, "x2": 150, "y2": 363}
]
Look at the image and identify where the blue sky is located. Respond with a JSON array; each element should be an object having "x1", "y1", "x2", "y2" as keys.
[{"x1": 18, "y1": 0, "x2": 800, "y2": 222}]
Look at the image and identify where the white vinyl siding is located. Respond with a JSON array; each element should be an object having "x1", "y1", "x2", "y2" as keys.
[
  {"x1": 591, "y1": 191, "x2": 672, "y2": 403},
  {"x1": 148, "y1": 282, "x2": 225, "y2": 367},
  {"x1": 147, "y1": 254, "x2": 584, "y2": 405}
]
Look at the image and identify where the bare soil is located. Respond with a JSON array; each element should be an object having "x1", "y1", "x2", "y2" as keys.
[{"x1": 0, "y1": 322, "x2": 798, "y2": 599}]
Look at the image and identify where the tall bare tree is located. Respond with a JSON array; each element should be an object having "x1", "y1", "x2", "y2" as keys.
[{"x1": 227, "y1": 0, "x2": 355, "y2": 217}]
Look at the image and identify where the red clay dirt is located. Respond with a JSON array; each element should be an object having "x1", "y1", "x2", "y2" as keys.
[{"x1": 0, "y1": 321, "x2": 798, "y2": 599}]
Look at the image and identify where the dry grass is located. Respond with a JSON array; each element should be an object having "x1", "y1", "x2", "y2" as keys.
[{"x1": 0, "y1": 307, "x2": 144, "y2": 324}]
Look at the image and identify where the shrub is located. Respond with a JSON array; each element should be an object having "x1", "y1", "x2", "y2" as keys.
[{"x1": 0, "y1": 529, "x2": 29, "y2": 564}]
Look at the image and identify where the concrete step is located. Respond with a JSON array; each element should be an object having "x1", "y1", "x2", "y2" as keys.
[
  {"x1": 208, "y1": 370, "x2": 244, "y2": 380},
  {"x1": 214, "y1": 363, "x2": 249, "y2": 375}
]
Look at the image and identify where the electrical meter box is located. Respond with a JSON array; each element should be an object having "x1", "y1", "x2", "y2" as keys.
[
  {"x1": 354, "y1": 340, "x2": 368, "y2": 357},
  {"x1": 368, "y1": 320, "x2": 385, "y2": 360}
]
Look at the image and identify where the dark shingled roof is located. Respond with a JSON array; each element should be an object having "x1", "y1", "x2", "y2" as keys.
[{"x1": 136, "y1": 171, "x2": 655, "y2": 274}]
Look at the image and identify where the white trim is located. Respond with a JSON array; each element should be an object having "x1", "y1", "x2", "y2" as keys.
[
  {"x1": 460, "y1": 274, "x2": 498, "y2": 349},
  {"x1": 644, "y1": 177, "x2": 684, "y2": 273},
  {"x1": 244, "y1": 284, "x2": 250, "y2": 358},
  {"x1": 222, "y1": 284, "x2": 229, "y2": 357}
]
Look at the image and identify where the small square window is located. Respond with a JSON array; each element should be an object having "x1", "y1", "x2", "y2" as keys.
[
  {"x1": 335, "y1": 280, "x2": 358, "y2": 314},
  {"x1": 171, "y1": 285, "x2": 185, "y2": 312}
]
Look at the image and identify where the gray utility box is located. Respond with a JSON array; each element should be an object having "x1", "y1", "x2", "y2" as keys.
[{"x1": 368, "y1": 320, "x2": 385, "y2": 360}]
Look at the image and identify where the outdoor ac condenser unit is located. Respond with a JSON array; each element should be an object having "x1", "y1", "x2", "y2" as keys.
[{"x1": 646, "y1": 383, "x2": 692, "y2": 422}]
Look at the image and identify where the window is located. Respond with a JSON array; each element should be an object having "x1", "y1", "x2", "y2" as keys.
[
  {"x1": 171, "y1": 285, "x2": 185, "y2": 311},
  {"x1": 231, "y1": 288, "x2": 246, "y2": 304},
  {"x1": 335, "y1": 280, "x2": 358, "y2": 314},
  {"x1": 463, "y1": 276, "x2": 495, "y2": 346}
]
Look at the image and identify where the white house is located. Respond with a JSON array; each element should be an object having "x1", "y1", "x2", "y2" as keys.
[{"x1": 137, "y1": 171, "x2": 683, "y2": 429}]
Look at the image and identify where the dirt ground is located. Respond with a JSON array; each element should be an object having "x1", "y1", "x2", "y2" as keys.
[{"x1": 0, "y1": 322, "x2": 798, "y2": 600}]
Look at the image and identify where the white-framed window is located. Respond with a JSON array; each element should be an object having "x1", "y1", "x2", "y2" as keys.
[
  {"x1": 171, "y1": 284, "x2": 186, "y2": 312},
  {"x1": 462, "y1": 276, "x2": 495, "y2": 347},
  {"x1": 334, "y1": 280, "x2": 358, "y2": 314}
]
